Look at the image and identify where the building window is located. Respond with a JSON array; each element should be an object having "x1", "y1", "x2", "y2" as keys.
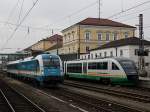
[
  {"x1": 95, "y1": 53, "x2": 97, "y2": 58},
  {"x1": 86, "y1": 46, "x2": 90, "y2": 53},
  {"x1": 85, "y1": 32, "x2": 90, "y2": 41},
  {"x1": 120, "y1": 50, "x2": 123, "y2": 56},
  {"x1": 146, "y1": 63, "x2": 149, "y2": 66},
  {"x1": 88, "y1": 55, "x2": 90, "y2": 59},
  {"x1": 91, "y1": 54, "x2": 93, "y2": 59},
  {"x1": 104, "y1": 52, "x2": 107, "y2": 57},
  {"x1": 72, "y1": 31, "x2": 75, "y2": 40},
  {"x1": 110, "y1": 51, "x2": 113, "y2": 57},
  {"x1": 69, "y1": 48, "x2": 70, "y2": 53},
  {"x1": 73, "y1": 46, "x2": 75, "y2": 52},
  {"x1": 135, "y1": 49, "x2": 138, "y2": 55},
  {"x1": 124, "y1": 32, "x2": 128, "y2": 38},
  {"x1": 113, "y1": 32, "x2": 117, "y2": 40},
  {"x1": 97, "y1": 33, "x2": 102, "y2": 41},
  {"x1": 68, "y1": 33, "x2": 71, "y2": 41},
  {"x1": 99, "y1": 53, "x2": 102, "y2": 57},
  {"x1": 106, "y1": 33, "x2": 110, "y2": 41}
]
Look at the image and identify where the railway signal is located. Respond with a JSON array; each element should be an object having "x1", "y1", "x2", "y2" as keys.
[{"x1": 138, "y1": 14, "x2": 147, "y2": 77}]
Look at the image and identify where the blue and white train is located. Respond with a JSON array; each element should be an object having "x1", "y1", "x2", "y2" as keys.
[{"x1": 6, "y1": 54, "x2": 64, "y2": 86}]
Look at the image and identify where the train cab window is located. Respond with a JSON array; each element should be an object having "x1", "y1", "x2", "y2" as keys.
[
  {"x1": 112, "y1": 62, "x2": 119, "y2": 70},
  {"x1": 43, "y1": 58, "x2": 60, "y2": 68}
]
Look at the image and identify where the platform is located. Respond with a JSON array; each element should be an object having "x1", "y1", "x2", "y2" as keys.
[{"x1": 138, "y1": 77, "x2": 150, "y2": 89}]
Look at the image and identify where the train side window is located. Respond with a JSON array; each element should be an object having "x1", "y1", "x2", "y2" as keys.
[
  {"x1": 88, "y1": 63, "x2": 97, "y2": 69},
  {"x1": 97, "y1": 62, "x2": 103, "y2": 69},
  {"x1": 103, "y1": 62, "x2": 108, "y2": 70},
  {"x1": 88, "y1": 62, "x2": 108, "y2": 70},
  {"x1": 112, "y1": 62, "x2": 119, "y2": 70},
  {"x1": 67, "y1": 63, "x2": 82, "y2": 73}
]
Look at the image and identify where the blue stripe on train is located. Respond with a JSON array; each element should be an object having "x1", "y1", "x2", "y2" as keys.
[{"x1": 44, "y1": 68, "x2": 61, "y2": 76}]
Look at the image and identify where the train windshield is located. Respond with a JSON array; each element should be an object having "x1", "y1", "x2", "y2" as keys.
[
  {"x1": 119, "y1": 60, "x2": 137, "y2": 71},
  {"x1": 43, "y1": 57, "x2": 60, "y2": 68}
]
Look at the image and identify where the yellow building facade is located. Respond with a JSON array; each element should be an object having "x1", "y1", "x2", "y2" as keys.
[
  {"x1": 31, "y1": 39, "x2": 52, "y2": 51},
  {"x1": 61, "y1": 18, "x2": 136, "y2": 54},
  {"x1": 31, "y1": 34, "x2": 62, "y2": 52}
]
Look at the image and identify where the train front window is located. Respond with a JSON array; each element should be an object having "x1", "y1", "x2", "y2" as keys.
[
  {"x1": 43, "y1": 58, "x2": 60, "y2": 68},
  {"x1": 119, "y1": 60, "x2": 137, "y2": 71}
]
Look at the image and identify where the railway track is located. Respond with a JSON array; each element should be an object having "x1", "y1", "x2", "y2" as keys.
[
  {"x1": 64, "y1": 80, "x2": 150, "y2": 103},
  {"x1": 39, "y1": 87, "x2": 144, "y2": 112},
  {"x1": 0, "y1": 89, "x2": 13, "y2": 112},
  {"x1": 0, "y1": 81, "x2": 46, "y2": 112}
]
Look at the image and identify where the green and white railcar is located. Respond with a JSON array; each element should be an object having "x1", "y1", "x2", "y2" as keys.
[{"x1": 64, "y1": 58, "x2": 139, "y2": 85}]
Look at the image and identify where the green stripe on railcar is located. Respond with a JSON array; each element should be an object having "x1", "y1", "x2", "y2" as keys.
[{"x1": 66, "y1": 73, "x2": 134, "y2": 85}]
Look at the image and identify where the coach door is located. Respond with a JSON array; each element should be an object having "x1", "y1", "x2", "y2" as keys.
[{"x1": 83, "y1": 62, "x2": 87, "y2": 74}]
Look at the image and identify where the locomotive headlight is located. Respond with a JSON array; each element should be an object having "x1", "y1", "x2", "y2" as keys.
[{"x1": 41, "y1": 69, "x2": 44, "y2": 74}]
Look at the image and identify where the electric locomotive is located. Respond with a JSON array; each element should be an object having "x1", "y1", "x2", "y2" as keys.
[
  {"x1": 64, "y1": 58, "x2": 139, "y2": 85},
  {"x1": 6, "y1": 53, "x2": 64, "y2": 86}
]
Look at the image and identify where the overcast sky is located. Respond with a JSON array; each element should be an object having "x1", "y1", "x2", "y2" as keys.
[{"x1": 0, "y1": 0, "x2": 150, "y2": 53}]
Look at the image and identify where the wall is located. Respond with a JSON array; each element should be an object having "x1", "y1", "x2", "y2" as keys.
[
  {"x1": 62, "y1": 25, "x2": 135, "y2": 54},
  {"x1": 81, "y1": 46, "x2": 130, "y2": 59}
]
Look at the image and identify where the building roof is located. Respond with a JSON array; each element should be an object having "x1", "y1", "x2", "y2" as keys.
[
  {"x1": 46, "y1": 43, "x2": 63, "y2": 51},
  {"x1": 23, "y1": 34, "x2": 63, "y2": 51},
  {"x1": 62, "y1": 18, "x2": 136, "y2": 32},
  {"x1": 91, "y1": 37, "x2": 150, "y2": 51},
  {"x1": 45, "y1": 34, "x2": 63, "y2": 41},
  {"x1": 78, "y1": 18, "x2": 135, "y2": 28}
]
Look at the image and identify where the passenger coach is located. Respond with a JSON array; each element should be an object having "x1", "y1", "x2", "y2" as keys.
[{"x1": 64, "y1": 58, "x2": 139, "y2": 85}]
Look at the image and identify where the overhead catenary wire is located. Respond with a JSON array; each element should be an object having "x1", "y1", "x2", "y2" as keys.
[
  {"x1": 112, "y1": 5, "x2": 150, "y2": 24},
  {"x1": 40, "y1": 0, "x2": 98, "y2": 28},
  {"x1": 108, "y1": 0, "x2": 150, "y2": 19},
  {"x1": 0, "y1": 0, "x2": 21, "y2": 32},
  {"x1": 1, "y1": 0, "x2": 39, "y2": 50},
  {"x1": 0, "y1": 20, "x2": 62, "y2": 31},
  {"x1": 4, "y1": 0, "x2": 20, "y2": 26},
  {"x1": 113, "y1": 6, "x2": 150, "y2": 20},
  {"x1": 17, "y1": 0, "x2": 24, "y2": 24}
]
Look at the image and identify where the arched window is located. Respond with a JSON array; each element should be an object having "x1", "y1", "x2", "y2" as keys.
[
  {"x1": 106, "y1": 32, "x2": 110, "y2": 41},
  {"x1": 97, "y1": 33, "x2": 102, "y2": 41},
  {"x1": 85, "y1": 31, "x2": 91, "y2": 41}
]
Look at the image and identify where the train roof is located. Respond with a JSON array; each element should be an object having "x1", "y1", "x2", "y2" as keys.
[
  {"x1": 7, "y1": 53, "x2": 60, "y2": 65},
  {"x1": 7, "y1": 60, "x2": 21, "y2": 65},
  {"x1": 65, "y1": 57, "x2": 133, "y2": 63},
  {"x1": 7, "y1": 56, "x2": 36, "y2": 65}
]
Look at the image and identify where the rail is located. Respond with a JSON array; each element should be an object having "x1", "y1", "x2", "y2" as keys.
[
  {"x1": 64, "y1": 80, "x2": 150, "y2": 103},
  {"x1": 0, "y1": 80, "x2": 46, "y2": 112}
]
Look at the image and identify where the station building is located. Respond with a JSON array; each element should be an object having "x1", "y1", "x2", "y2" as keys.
[{"x1": 61, "y1": 18, "x2": 136, "y2": 58}]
